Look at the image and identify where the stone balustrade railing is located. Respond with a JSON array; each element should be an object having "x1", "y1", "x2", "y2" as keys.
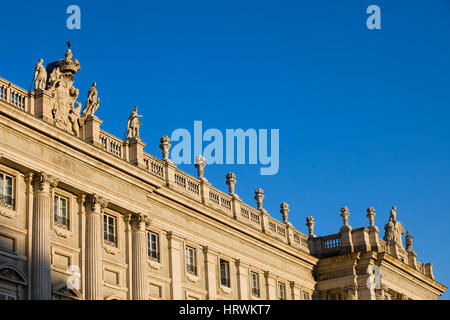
[
  {"x1": 99, "y1": 130, "x2": 123, "y2": 158},
  {"x1": 0, "y1": 76, "x2": 437, "y2": 280},
  {"x1": 142, "y1": 153, "x2": 165, "y2": 180},
  {"x1": 0, "y1": 77, "x2": 29, "y2": 112}
]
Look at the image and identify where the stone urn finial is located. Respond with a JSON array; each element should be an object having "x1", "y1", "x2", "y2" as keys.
[
  {"x1": 226, "y1": 172, "x2": 237, "y2": 195},
  {"x1": 194, "y1": 155, "x2": 206, "y2": 179},
  {"x1": 159, "y1": 136, "x2": 171, "y2": 161},
  {"x1": 340, "y1": 206, "x2": 352, "y2": 232},
  {"x1": 306, "y1": 216, "x2": 315, "y2": 237},
  {"x1": 366, "y1": 207, "x2": 376, "y2": 227},
  {"x1": 280, "y1": 202, "x2": 289, "y2": 223},
  {"x1": 254, "y1": 188, "x2": 264, "y2": 210}
]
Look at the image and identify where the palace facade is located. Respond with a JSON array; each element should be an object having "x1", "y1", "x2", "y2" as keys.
[{"x1": 0, "y1": 46, "x2": 446, "y2": 300}]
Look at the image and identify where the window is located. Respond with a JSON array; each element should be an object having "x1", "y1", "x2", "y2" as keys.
[
  {"x1": 278, "y1": 282, "x2": 286, "y2": 300},
  {"x1": 250, "y1": 272, "x2": 260, "y2": 297},
  {"x1": 103, "y1": 214, "x2": 117, "y2": 246},
  {"x1": 54, "y1": 194, "x2": 69, "y2": 229},
  {"x1": 0, "y1": 292, "x2": 17, "y2": 300},
  {"x1": 147, "y1": 232, "x2": 159, "y2": 262},
  {"x1": 185, "y1": 246, "x2": 197, "y2": 275},
  {"x1": 0, "y1": 172, "x2": 14, "y2": 208},
  {"x1": 303, "y1": 292, "x2": 310, "y2": 300},
  {"x1": 220, "y1": 259, "x2": 230, "y2": 287}
]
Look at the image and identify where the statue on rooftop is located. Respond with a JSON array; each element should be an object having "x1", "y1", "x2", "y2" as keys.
[
  {"x1": 405, "y1": 231, "x2": 414, "y2": 252},
  {"x1": 126, "y1": 106, "x2": 143, "y2": 139},
  {"x1": 384, "y1": 206, "x2": 405, "y2": 249},
  {"x1": 34, "y1": 58, "x2": 47, "y2": 91},
  {"x1": 82, "y1": 82, "x2": 100, "y2": 118},
  {"x1": 69, "y1": 102, "x2": 82, "y2": 137}
]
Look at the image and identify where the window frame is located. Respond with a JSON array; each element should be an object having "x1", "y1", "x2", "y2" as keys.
[
  {"x1": 185, "y1": 246, "x2": 197, "y2": 276},
  {"x1": 147, "y1": 231, "x2": 160, "y2": 262},
  {"x1": 219, "y1": 259, "x2": 231, "y2": 288},
  {"x1": 103, "y1": 213, "x2": 118, "y2": 247},
  {"x1": 278, "y1": 282, "x2": 286, "y2": 300},
  {"x1": 250, "y1": 271, "x2": 260, "y2": 297},
  {"x1": 53, "y1": 194, "x2": 69, "y2": 229},
  {"x1": 0, "y1": 171, "x2": 15, "y2": 209}
]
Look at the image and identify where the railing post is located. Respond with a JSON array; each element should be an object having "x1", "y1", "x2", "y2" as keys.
[
  {"x1": 285, "y1": 223, "x2": 294, "y2": 245},
  {"x1": 82, "y1": 115, "x2": 103, "y2": 147},
  {"x1": 128, "y1": 138, "x2": 146, "y2": 169},
  {"x1": 260, "y1": 209, "x2": 269, "y2": 233},
  {"x1": 34, "y1": 90, "x2": 54, "y2": 123},
  {"x1": 164, "y1": 162, "x2": 177, "y2": 188},
  {"x1": 5, "y1": 84, "x2": 10, "y2": 104},
  {"x1": 122, "y1": 140, "x2": 130, "y2": 162},
  {"x1": 232, "y1": 197, "x2": 242, "y2": 222},
  {"x1": 200, "y1": 180, "x2": 212, "y2": 206}
]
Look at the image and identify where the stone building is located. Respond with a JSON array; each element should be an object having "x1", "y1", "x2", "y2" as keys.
[{"x1": 0, "y1": 46, "x2": 446, "y2": 300}]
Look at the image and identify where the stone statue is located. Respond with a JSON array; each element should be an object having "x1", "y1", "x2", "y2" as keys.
[
  {"x1": 34, "y1": 58, "x2": 47, "y2": 91},
  {"x1": 82, "y1": 82, "x2": 100, "y2": 118},
  {"x1": 405, "y1": 231, "x2": 414, "y2": 252},
  {"x1": 69, "y1": 102, "x2": 82, "y2": 137},
  {"x1": 383, "y1": 206, "x2": 405, "y2": 249},
  {"x1": 126, "y1": 106, "x2": 143, "y2": 139}
]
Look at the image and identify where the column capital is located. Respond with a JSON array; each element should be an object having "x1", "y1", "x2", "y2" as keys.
[
  {"x1": 87, "y1": 194, "x2": 109, "y2": 213},
  {"x1": 130, "y1": 212, "x2": 151, "y2": 231},
  {"x1": 32, "y1": 171, "x2": 59, "y2": 192}
]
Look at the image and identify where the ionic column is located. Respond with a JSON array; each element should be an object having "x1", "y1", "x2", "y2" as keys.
[
  {"x1": 85, "y1": 194, "x2": 109, "y2": 300},
  {"x1": 130, "y1": 213, "x2": 150, "y2": 300},
  {"x1": 31, "y1": 172, "x2": 58, "y2": 300}
]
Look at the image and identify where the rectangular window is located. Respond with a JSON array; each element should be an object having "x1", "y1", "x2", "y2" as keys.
[
  {"x1": 0, "y1": 172, "x2": 14, "y2": 208},
  {"x1": 54, "y1": 194, "x2": 69, "y2": 229},
  {"x1": 147, "y1": 232, "x2": 159, "y2": 262},
  {"x1": 185, "y1": 246, "x2": 197, "y2": 275},
  {"x1": 103, "y1": 214, "x2": 117, "y2": 246},
  {"x1": 250, "y1": 272, "x2": 260, "y2": 297},
  {"x1": 303, "y1": 292, "x2": 310, "y2": 300},
  {"x1": 220, "y1": 259, "x2": 230, "y2": 287},
  {"x1": 278, "y1": 282, "x2": 286, "y2": 300}
]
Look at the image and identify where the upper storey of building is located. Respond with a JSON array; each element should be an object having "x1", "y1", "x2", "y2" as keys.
[{"x1": 0, "y1": 45, "x2": 446, "y2": 298}]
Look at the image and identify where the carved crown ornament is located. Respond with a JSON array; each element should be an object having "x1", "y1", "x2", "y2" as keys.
[{"x1": 33, "y1": 42, "x2": 102, "y2": 138}]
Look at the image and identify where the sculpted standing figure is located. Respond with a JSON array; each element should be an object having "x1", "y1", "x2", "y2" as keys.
[
  {"x1": 383, "y1": 206, "x2": 405, "y2": 249},
  {"x1": 405, "y1": 231, "x2": 414, "y2": 252},
  {"x1": 82, "y1": 82, "x2": 100, "y2": 117},
  {"x1": 126, "y1": 106, "x2": 143, "y2": 139},
  {"x1": 34, "y1": 58, "x2": 47, "y2": 90}
]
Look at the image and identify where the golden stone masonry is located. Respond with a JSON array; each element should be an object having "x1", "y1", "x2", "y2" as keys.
[{"x1": 0, "y1": 45, "x2": 446, "y2": 300}]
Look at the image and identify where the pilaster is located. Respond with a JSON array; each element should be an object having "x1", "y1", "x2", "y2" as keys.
[
  {"x1": 167, "y1": 232, "x2": 183, "y2": 299},
  {"x1": 235, "y1": 259, "x2": 249, "y2": 300},
  {"x1": 203, "y1": 246, "x2": 218, "y2": 300}
]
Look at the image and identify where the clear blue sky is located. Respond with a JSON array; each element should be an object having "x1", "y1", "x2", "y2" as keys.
[{"x1": 1, "y1": 0, "x2": 449, "y2": 298}]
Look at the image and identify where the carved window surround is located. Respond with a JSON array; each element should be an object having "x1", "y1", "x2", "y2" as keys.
[
  {"x1": 0, "y1": 165, "x2": 20, "y2": 219},
  {"x1": 183, "y1": 240, "x2": 200, "y2": 282},
  {"x1": 51, "y1": 189, "x2": 74, "y2": 239},
  {"x1": 103, "y1": 210, "x2": 121, "y2": 255}
]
